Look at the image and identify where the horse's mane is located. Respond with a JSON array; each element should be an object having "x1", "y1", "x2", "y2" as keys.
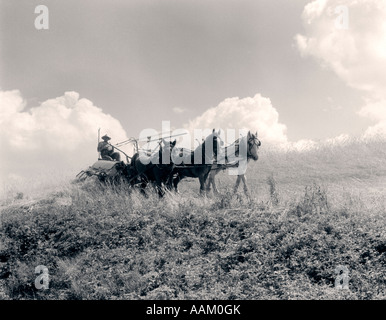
[{"x1": 197, "y1": 131, "x2": 219, "y2": 164}]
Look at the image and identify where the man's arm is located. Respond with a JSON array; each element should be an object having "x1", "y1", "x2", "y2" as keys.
[{"x1": 97, "y1": 141, "x2": 106, "y2": 152}]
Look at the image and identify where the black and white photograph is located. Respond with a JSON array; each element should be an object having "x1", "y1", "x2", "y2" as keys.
[{"x1": 0, "y1": 0, "x2": 385, "y2": 307}]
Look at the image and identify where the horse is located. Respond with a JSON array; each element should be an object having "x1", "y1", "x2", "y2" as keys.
[
  {"x1": 206, "y1": 131, "x2": 261, "y2": 197},
  {"x1": 169, "y1": 129, "x2": 222, "y2": 195},
  {"x1": 130, "y1": 138, "x2": 177, "y2": 197}
]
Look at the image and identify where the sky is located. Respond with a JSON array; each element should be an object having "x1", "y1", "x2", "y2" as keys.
[{"x1": 1, "y1": 0, "x2": 386, "y2": 188}]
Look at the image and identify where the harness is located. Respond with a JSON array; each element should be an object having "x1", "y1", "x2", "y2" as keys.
[{"x1": 210, "y1": 136, "x2": 261, "y2": 171}]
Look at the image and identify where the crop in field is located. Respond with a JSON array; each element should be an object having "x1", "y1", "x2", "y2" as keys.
[{"x1": 0, "y1": 137, "x2": 385, "y2": 300}]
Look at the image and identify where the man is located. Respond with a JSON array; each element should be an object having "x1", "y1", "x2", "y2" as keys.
[{"x1": 97, "y1": 134, "x2": 121, "y2": 161}]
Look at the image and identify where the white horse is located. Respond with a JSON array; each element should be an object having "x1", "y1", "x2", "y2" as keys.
[{"x1": 206, "y1": 131, "x2": 261, "y2": 197}]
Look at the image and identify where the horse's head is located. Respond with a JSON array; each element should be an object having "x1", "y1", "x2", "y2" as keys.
[
  {"x1": 159, "y1": 138, "x2": 177, "y2": 164},
  {"x1": 247, "y1": 131, "x2": 261, "y2": 161},
  {"x1": 161, "y1": 138, "x2": 176, "y2": 150}
]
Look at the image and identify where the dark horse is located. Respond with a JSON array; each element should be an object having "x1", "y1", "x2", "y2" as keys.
[
  {"x1": 169, "y1": 129, "x2": 221, "y2": 194},
  {"x1": 206, "y1": 131, "x2": 261, "y2": 197},
  {"x1": 130, "y1": 138, "x2": 176, "y2": 197}
]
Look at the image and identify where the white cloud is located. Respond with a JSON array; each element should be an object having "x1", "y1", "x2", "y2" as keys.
[
  {"x1": 0, "y1": 90, "x2": 129, "y2": 188},
  {"x1": 172, "y1": 107, "x2": 185, "y2": 114},
  {"x1": 325, "y1": 133, "x2": 350, "y2": 145},
  {"x1": 357, "y1": 99, "x2": 386, "y2": 139},
  {"x1": 296, "y1": 0, "x2": 386, "y2": 139},
  {"x1": 303, "y1": 0, "x2": 327, "y2": 24},
  {"x1": 184, "y1": 93, "x2": 288, "y2": 145},
  {"x1": 287, "y1": 139, "x2": 318, "y2": 152},
  {"x1": 277, "y1": 133, "x2": 351, "y2": 153},
  {"x1": 323, "y1": 96, "x2": 342, "y2": 112},
  {"x1": 358, "y1": 99, "x2": 386, "y2": 122}
]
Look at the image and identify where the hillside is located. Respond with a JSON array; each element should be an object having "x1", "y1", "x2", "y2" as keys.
[{"x1": 0, "y1": 138, "x2": 386, "y2": 300}]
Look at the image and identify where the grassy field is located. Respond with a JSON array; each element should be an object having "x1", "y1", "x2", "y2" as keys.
[{"x1": 0, "y1": 137, "x2": 386, "y2": 300}]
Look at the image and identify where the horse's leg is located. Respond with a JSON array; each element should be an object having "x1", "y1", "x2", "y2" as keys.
[
  {"x1": 175, "y1": 174, "x2": 183, "y2": 193},
  {"x1": 137, "y1": 171, "x2": 149, "y2": 198},
  {"x1": 199, "y1": 173, "x2": 208, "y2": 196},
  {"x1": 139, "y1": 181, "x2": 148, "y2": 198},
  {"x1": 153, "y1": 169, "x2": 165, "y2": 198},
  {"x1": 157, "y1": 184, "x2": 165, "y2": 197},
  {"x1": 212, "y1": 172, "x2": 220, "y2": 195},
  {"x1": 206, "y1": 171, "x2": 213, "y2": 193},
  {"x1": 201, "y1": 168, "x2": 213, "y2": 196},
  {"x1": 165, "y1": 172, "x2": 174, "y2": 191},
  {"x1": 208, "y1": 172, "x2": 219, "y2": 195},
  {"x1": 173, "y1": 175, "x2": 179, "y2": 192},
  {"x1": 234, "y1": 175, "x2": 242, "y2": 193},
  {"x1": 241, "y1": 175, "x2": 251, "y2": 197}
]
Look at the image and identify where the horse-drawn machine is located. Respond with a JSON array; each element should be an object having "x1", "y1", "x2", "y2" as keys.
[
  {"x1": 75, "y1": 137, "x2": 139, "y2": 185},
  {"x1": 75, "y1": 130, "x2": 261, "y2": 197},
  {"x1": 75, "y1": 133, "x2": 183, "y2": 195}
]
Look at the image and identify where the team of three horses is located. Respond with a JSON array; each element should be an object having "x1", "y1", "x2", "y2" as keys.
[{"x1": 130, "y1": 129, "x2": 261, "y2": 197}]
